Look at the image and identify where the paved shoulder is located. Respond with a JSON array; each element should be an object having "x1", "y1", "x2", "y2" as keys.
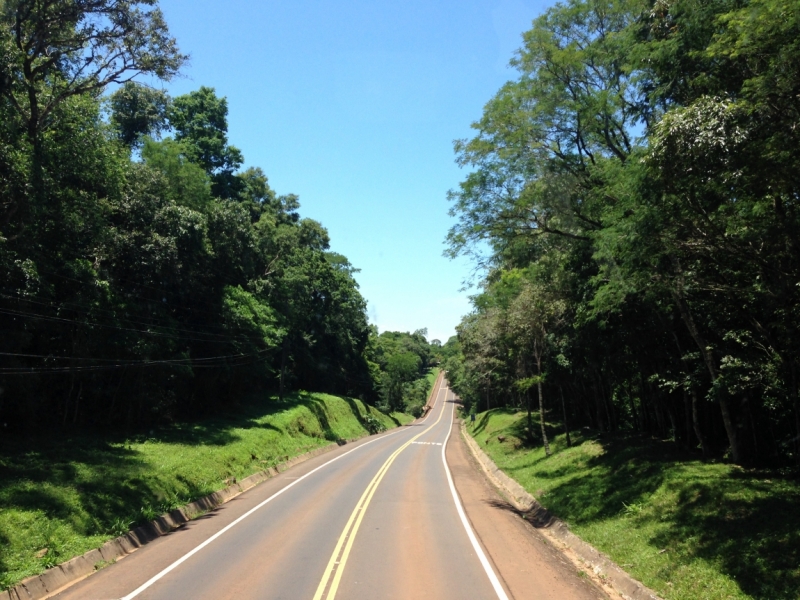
[{"x1": 447, "y1": 415, "x2": 608, "y2": 600}]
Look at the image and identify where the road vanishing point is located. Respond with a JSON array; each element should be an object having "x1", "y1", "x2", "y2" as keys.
[{"x1": 52, "y1": 376, "x2": 607, "y2": 600}]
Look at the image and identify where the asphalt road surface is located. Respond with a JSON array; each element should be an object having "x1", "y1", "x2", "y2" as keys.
[{"x1": 52, "y1": 377, "x2": 607, "y2": 600}]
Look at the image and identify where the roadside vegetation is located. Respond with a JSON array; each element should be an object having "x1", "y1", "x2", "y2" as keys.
[
  {"x1": 445, "y1": 0, "x2": 800, "y2": 466},
  {"x1": 0, "y1": 392, "x2": 411, "y2": 590},
  {"x1": 444, "y1": 3, "x2": 800, "y2": 595},
  {"x1": 0, "y1": 2, "x2": 440, "y2": 589},
  {"x1": 444, "y1": 3, "x2": 800, "y2": 596},
  {"x1": 0, "y1": 0, "x2": 438, "y2": 432},
  {"x1": 371, "y1": 330, "x2": 441, "y2": 417},
  {"x1": 467, "y1": 409, "x2": 800, "y2": 600}
]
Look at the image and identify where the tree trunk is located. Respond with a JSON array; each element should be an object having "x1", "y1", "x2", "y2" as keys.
[
  {"x1": 593, "y1": 384, "x2": 605, "y2": 432},
  {"x1": 63, "y1": 376, "x2": 74, "y2": 426},
  {"x1": 683, "y1": 388, "x2": 692, "y2": 447},
  {"x1": 525, "y1": 389, "x2": 534, "y2": 444},
  {"x1": 627, "y1": 382, "x2": 639, "y2": 431},
  {"x1": 72, "y1": 383, "x2": 82, "y2": 425},
  {"x1": 537, "y1": 357, "x2": 551, "y2": 456},
  {"x1": 690, "y1": 388, "x2": 708, "y2": 457},
  {"x1": 793, "y1": 363, "x2": 800, "y2": 466},
  {"x1": 279, "y1": 342, "x2": 288, "y2": 401},
  {"x1": 637, "y1": 370, "x2": 650, "y2": 433},
  {"x1": 666, "y1": 402, "x2": 677, "y2": 441},
  {"x1": 595, "y1": 371, "x2": 613, "y2": 432},
  {"x1": 108, "y1": 367, "x2": 127, "y2": 423},
  {"x1": 671, "y1": 258, "x2": 742, "y2": 463},
  {"x1": 560, "y1": 385, "x2": 571, "y2": 447}
]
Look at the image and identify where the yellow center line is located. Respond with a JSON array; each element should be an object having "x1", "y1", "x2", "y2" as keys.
[{"x1": 312, "y1": 380, "x2": 448, "y2": 600}]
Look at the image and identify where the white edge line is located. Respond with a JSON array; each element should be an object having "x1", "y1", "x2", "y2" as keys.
[
  {"x1": 441, "y1": 382, "x2": 510, "y2": 600},
  {"x1": 120, "y1": 405, "x2": 433, "y2": 600}
]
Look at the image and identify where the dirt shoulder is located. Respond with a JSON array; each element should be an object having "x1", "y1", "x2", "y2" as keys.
[{"x1": 446, "y1": 412, "x2": 608, "y2": 600}]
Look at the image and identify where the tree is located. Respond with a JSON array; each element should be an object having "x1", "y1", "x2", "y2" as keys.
[
  {"x1": 381, "y1": 352, "x2": 422, "y2": 411},
  {"x1": 0, "y1": 0, "x2": 186, "y2": 210},
  {"x1": 168, "y1": 86, "x2": 243, "y2": 198},
  {"x1": 446, "y1": 0, "x2": 800, "y2": 465},
  {"x1": 509, "y1": 278, "x2": 565, "y2": 455},
  {"x1": 109, "y1": 82, "x2": 170, "y2": 148}
]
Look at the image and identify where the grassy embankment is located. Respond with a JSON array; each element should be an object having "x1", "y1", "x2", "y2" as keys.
[
  {"x1": 0, "y1": 392, "x2": 412, "y2": 590},
  {"x1": 467, "y1": 409, "x2": 800, "y2": 600},
  {"x1": 426, "y1": 367, "x2": 441, "y2": 396}
]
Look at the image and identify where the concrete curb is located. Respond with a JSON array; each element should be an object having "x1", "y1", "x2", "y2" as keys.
[
  {"x1": 459, "y1": 421, "x2": 663, "y2": 600},
  {"x1": 4, "y1": 435, "x2": 365, "y2": 600}
]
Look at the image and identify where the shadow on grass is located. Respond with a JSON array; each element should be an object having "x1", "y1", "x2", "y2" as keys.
[
  {"x1": 650, "y1": 471, "x2": 800, "y2": 599},
  {"x1": 519, "y1": 432, "x2": 800, "y2": 600},
  {"x1": 0, "y1": 391, "x2": 403, "y2": 589},
  {"x1": 341, "y1": 397, "x2": 373, "y2": 432},
  {"x1": 472, "y1": 408, "x2": 508, "y2": 436},
  {"x1": 0, "y1": 390, "x2": 340, "y2": 585},
  {"x1": 384, "y1": 412, "x2": 402, "y2": 427}
]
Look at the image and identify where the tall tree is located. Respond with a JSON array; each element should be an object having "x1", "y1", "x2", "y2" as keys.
[
  {"x1": 168, "y1": 86, "x2": 243, "y2": 198},
  {"x1": 0, "y1": 0, "x2": 185, "y2": 212},
  {"x1": 109, "y1": 82, "x2": 170, "y2": 148}
]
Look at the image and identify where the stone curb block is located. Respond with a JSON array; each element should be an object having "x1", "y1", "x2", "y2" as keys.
[
  {"x1": 460, "y1": 422, "x2": 662, "y2": 600},
  {"x1": 4, "y1": 436, "x2": 360, "y2": 600}
]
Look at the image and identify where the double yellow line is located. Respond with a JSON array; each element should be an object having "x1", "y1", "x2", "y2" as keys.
[{"x1": 312, "y1": 384, "x2": 447, "y2": 600}]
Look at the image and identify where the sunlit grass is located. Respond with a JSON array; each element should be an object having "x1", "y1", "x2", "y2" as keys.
[
  {"x1": 0, "y1": 392, "x2": 405, "y2": 590},
  {"x1": 426, "y1": 367, "x2": 441, "y2": 398},
  {"x1": 467, "y1": 409, "x2": 800, "y2": 600}
]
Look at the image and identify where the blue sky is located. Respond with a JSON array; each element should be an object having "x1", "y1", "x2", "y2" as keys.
[{"x1": 155, "y1": 0, "x2": 550, "y2": 343}]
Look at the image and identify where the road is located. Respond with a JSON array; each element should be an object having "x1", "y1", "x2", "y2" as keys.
[{"x1": 52, "y1": 376, "x2": 607, "y2": 600}]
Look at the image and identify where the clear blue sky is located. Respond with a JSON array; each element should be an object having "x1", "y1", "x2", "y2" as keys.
[{"x1": 155, "y1": 0, "x2": 550, "y2": 343}]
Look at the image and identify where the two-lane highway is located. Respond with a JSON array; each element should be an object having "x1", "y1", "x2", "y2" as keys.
[{"x1": 52, "y1": 376, "x2": 606, "y2": 600}]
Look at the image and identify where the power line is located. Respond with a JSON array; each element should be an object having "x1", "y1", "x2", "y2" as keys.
[
  {"x1": 0, "y1": 349, "x2": 274, "y2": 375},
  {"x1": 0, "y1": 306, "x2": 263, "y2": 345},
  {"x1": 0, "y1": 292, "x2": 251, "y2": 343},
  {"x1": 0, "y1": 349, "x2": 268, "y2": 364},
  {"x1": 33, "y1": 266, "x2": 253, "y2": 321}
]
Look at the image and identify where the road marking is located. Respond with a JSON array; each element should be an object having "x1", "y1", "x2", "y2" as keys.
[
  {"x1": 441, "y1": 383, "x2": 510, "y2": 600},
  {"x1": 118, "y1": 419, "x2": 412, "y2": 599},
  {"x1": 312, "y1": 378, "x2": 447, "y2": 600}
]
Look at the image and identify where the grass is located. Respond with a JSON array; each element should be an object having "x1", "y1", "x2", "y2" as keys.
[
  {"x1": 426, "y1": 367, "x2": 441, "y2": 398},
  {"x1": 0, "y1": 392, "x2": 407, "y2": 590},
  {"x1": 467, "y1": 408, "x2": 800, "y2": 600}
]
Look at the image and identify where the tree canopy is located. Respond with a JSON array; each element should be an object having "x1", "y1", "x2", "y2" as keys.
[
  {"x1": 445, "y1": 0, "x2": 800, "y2": 466},
  {"x1": 0, "y1": 0, "x2": 415, "y2": 429}
]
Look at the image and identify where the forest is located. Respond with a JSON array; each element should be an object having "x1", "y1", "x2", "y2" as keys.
[
  {"x1": 443, "y1": 0, "x2": 800, "y2": 466},
  {"x1": 0, "y1": 0, "x2": 434, "y2": 430}
]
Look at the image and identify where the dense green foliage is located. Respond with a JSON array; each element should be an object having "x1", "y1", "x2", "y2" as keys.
[
  {"x1": 0, "y1": 391, "x2": 410, "y2": 589},
  {"x1": 367, "y1": 329, "x2": 437, "y2": 416},
  {"x1": 469, "y1": 409, "x2": 800, "y2": 600},
  {"x1": 0, "y1": 0, "x2": 438, "y2": 429},
  {"x1": 446, "y1": 0, "x2": 800, "y2": 466}
]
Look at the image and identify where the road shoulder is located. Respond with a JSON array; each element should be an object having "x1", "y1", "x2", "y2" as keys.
[{"x1": 446, "y1": 412, "x2": 609, "y2": 600}]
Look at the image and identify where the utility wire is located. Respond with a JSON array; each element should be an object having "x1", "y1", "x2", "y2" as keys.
[
  {"x1": 0, "y1": 292, "x2": 251, "y2": 343},
  {"x1": 0, "y1": 349, "x2": 269, "y2": 364},
  {"x1": 0, "y1": 306, "x2": 263, "y2": 345},
  {"x1": 33, "y1": 266, "x2": 256, "y2": 320},
  {"x1": 0, "y1": 349, "x2": 273, "y2": 374}
]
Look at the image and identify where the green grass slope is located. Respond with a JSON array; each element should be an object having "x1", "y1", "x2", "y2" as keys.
[
  {"x1": 467, "y1": 409, "x2": 800, "y2": 600},
  {"x1": 426, "y1": 367, "x2": 441, "y2": 397},
  {"x1": 0, "y1": 393, "x2": 406, "y2": 590}
]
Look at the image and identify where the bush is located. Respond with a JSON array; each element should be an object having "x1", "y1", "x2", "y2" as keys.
[
  {"x1": 362, "y1": 414, "x2": 386, "y2": 435},
  {"x1": 402, "y1": 379, "x2": 429, "y2": 417}
]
